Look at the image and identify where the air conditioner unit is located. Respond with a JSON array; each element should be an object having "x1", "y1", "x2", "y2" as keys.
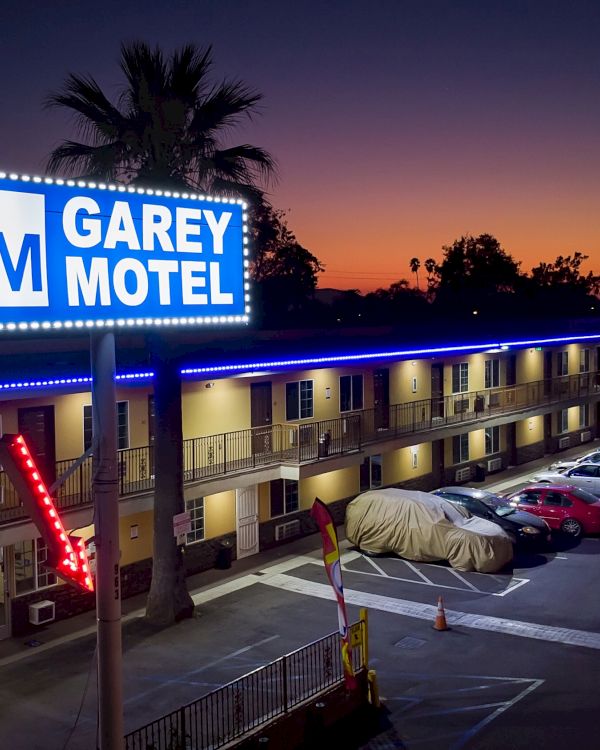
[
  {"x1": 454, "y1": 467, "x2": 472, "y2": 482},
  {"x1": 580, "y1": 431, "x2": 592, "y2": 443},
  {"x1": 487, "y1": 458, "x2": 502, "y2": 473},
  {"x1": 275, "y1": 519, "x2": 301, "y2": 541},
  {"x1": 558, "y1": 436, "x2": 571, "y2": 450},
  {"x1": 28, "y1": 600, "x2": 55, "y2": 625}
]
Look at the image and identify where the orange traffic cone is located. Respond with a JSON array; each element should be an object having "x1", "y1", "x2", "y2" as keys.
[{"x1": 433, "y1": 595, "x2": 449, "y2": 631}]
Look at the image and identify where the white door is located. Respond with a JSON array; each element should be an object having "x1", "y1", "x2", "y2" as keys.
[{"x1": 236, "y1": 486, "x2": 259, "y2": 559}]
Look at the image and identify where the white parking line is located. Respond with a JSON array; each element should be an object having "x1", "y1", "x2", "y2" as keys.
[
  {"x1": 341, "y1": 565, "x2": 488, "y2": 594},
  {"x1": 493, "y1": 577, "x2": 530, "y2": 597},
  {"x1": 402, "y1": 559, "x2": 435, "y2": 584},
  {"x1": 451, "y1": 678, "x2": 544, "y2": 750},
  {"x1": 261, "y1": 573, "x2": 600, "y2": 650},
  {"x1": 342, "y1": 555, "x2": 528, "y2": 596},
  {"x1": 363, "y1": 556, "x2": 390, "y2": 577},
  {"x1": 446, "y1": 568, "x2": 480, "y2": 592}
]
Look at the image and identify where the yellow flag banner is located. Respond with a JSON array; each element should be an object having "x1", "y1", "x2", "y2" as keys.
[{"x1": 311, "y1": 497, "x2": 357, "y2": 691}]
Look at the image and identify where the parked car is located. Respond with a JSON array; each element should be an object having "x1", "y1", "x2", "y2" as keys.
[
  {"x1": 531, "y1": 463, "x2": 600, "y2": 496},
  {"x1": 432, "y1": 486, "x2": 551, "y2": 547},
  {"x1": 506, "y1": 484, "x2": 600, "y2": 537},
  {"x1": 345, "y1": 488, "x2": 513, "y2": 573},
  {"x1": 548, "y1": 449, "x2": 600, "y2": 472}
]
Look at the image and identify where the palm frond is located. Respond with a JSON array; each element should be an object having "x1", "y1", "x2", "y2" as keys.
[
  {"x1": 212, "y1": 145, "x2": 278, "y2": 184},
  {"x1": 170, "y1": 44, "x2": 213, "y2": 102},
  {"x1": 190, "y1": 81, "x2": 264, "y2": 136},
  {"x1": 45, "y1": 73, "x2": 127, "y2": 144},
  {"x1": 208, "y1": 176, "x2": 265, "y2": 204},
  {"x1": 46, "y1": 140, "x2": 126, "y2": 180}
]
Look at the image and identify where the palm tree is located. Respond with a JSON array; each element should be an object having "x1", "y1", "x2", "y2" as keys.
[
  {"x1": 424, "y1": 257, "x2": 438, "y2": 299},
  {"x1": 46, "y1": 41, "x2": 277, "y2": 625},
  {"x1": 409, "y1": 257, "x2": 421, "y2": 290}
]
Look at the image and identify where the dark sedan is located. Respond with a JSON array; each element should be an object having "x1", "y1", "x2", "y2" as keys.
[{"x1": 433, "y1": 486, "x2": 551, "y2": 546}]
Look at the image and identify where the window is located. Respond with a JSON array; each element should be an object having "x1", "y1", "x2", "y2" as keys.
[
  {"x1": 185, "y1": 496, "x2": 205, "y2": 544},
  {"x1": 270, "y1": 479, "x2": 299, "y2": 517},
  {"x1": 360, "y1": 455, "x2": 382, "y2": 491},
  {"x1": 485, "y1": 426, "x2": 500, "y2": 455},
  {"x1": 484, "y1": 359, "x2": 500, "y2": 389},
  {"x1": 569, "y1": 465, "x2": 600, "y2": 477},
  {"x1": 339, "y1": 374, "x2": 363, "y2": 412},
  {"x1": 544, "y1": 492, "x2": 572, "y2": 508},
  {"x1": 286, "y1": 380, "x2": 313, "y2": 420},
  {"x1": 83, "y1": 401, "x2": 130, "y2": 451},
  {"x1": 515, "y1": 490, "x2": 542, "y2": 506},
  {"x1": 557, "y1": 409, "x2": 569, "y2": 434},
  {"x1": 117, "y1": 402, "x2": 129, "y2": 449},
  {"x1": 580, "y1": 349, "x2": 590, "y2": 373},
  {"x1": 557, "y1": 351, "x2": 568, "y2": 376},
  {"x1": 579, "y1": 404, "x2": 590, "y2": 428},
  {"x1": 452, "y1": 433, "x2": 469, "y2": 464},
  {"x1": 452, "y1": 363, "x2": 469, "y2": 393},
  {"x1": 14, "y1": 539, "x2": 56, "y2": 595}
]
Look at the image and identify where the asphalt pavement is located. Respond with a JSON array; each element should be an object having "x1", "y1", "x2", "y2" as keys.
[{"x1": 1, "y1": 441, "x2": 599, "y2": 750}]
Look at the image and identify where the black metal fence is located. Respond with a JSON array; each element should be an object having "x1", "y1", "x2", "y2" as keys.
[
  {"x1": 124, "y1": 620, "x2": 366, "y2": 750},
  {"x1": 1, "y1": 371, "x2": 598, "y2": 525}
]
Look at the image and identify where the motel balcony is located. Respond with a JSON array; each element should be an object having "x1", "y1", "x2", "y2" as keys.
[{"x1": 1, "y1": 370, "x2": 599, "y2": 531}]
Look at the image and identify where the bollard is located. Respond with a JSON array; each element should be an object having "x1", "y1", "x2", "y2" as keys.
[{"x1": 367, "y1": 669, "x2": 381, "y2": 708}]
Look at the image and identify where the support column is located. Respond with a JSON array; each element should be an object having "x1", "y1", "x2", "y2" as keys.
[{"x1": 91, "y1": 332, "x2": 124, "y2": 750}]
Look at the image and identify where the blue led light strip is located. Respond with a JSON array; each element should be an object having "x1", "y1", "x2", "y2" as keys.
[
  {"x1": 1, "y1": 332, "x2": 599, "y2": 393},
  {"x1": 0, "y1": 372, "x2": 154, "y2": 392},
  {"x1": 180, "y1": 333, "x2": 600, "y2": 376}
]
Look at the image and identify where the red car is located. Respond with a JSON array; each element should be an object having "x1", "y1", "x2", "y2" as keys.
[{"x1": 506, "y1": 484, "x2": 600, "y2": 538}]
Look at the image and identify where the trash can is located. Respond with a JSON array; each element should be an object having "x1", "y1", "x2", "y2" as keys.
[
  {"x1": 474, "y1": 463, "x2": 486, "y2": 482},
  {"x1": 318, "y1": 431, "x2": 331, "y2": 458},
  {"x1": 215, "y1": 540, "x2": 233, "y2": 570}
]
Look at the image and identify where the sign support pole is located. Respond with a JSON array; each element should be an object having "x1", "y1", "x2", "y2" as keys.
[{"x1": 91, "y1": 332, "x2": 124, "y2": 750}]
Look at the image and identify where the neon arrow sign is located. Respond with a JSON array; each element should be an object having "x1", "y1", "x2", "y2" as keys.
[{"x1": 0, "y1": 434, "x2": 94, "y2": 592}]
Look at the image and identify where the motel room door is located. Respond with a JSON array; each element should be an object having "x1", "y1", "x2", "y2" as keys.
[
  {"x1": 0, "y1": 546, "x2": 12, "y2": 640},
  {"x1": 430, "y1": 363, "x2": 444, "y2": 420},
  {"x1": 251, "y1": 382, "x2": 273, "y2": 457},
  {"x1": 17, "y1": 405, "x2": 56, "y2": 486},
  {"x1": 236, "y1": 486, "x2": 259, "y2": 558},
  {"x1": 373, "y1": 368, "x2": 390, "y2": 430}
]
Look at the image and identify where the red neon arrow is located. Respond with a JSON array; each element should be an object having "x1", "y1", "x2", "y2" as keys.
[{"x1": 0, "y1": 434, "x2": 94, "y2": 592}]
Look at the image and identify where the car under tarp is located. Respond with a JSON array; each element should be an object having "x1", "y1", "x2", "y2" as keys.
[{"x1": 345, "y1": 488, "x2": 513, "y2": 573}]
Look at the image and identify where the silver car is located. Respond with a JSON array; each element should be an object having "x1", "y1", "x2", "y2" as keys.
[
  {"x1": 532, "y1": 463, "x2": 600, "y2": 496},
  {"x1": 548, "y1": 449, "x2": 600, "y2": 472}
]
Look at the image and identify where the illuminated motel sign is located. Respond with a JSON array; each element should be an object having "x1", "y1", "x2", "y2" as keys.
[{"x1": 0, "y1": 172, "x2": 248, "y2": 331}]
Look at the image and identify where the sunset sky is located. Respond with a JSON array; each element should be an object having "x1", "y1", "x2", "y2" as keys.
[{"x1": 1, "y1": 1, "x2": 598, "y2": 292}]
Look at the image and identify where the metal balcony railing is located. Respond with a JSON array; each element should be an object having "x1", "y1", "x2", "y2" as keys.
[{"x1": 1, "y1": 371, "x2": 598, "y2": 525}]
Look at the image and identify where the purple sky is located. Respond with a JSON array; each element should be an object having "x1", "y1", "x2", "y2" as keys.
[{"x1": 1, "y1": 1, "x2": 599, "y2": 290}]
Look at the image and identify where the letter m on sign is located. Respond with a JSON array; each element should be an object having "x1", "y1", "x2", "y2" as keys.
[{"x1": 0, "y1": 190, "x2": 48, "y2": 307}]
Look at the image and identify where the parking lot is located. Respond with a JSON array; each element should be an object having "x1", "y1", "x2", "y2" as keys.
[{"x1": 1, "y1": 448, "x2": 600, "y2": 749}]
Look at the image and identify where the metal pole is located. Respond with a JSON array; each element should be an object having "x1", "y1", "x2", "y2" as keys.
[{"x1": 91, "y1": 332, "x2": 124, "y2": 750}]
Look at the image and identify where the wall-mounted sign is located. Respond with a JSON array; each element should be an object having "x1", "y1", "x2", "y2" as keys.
[{"x1": 0, "y1": 173, "x2": 248, "y2": 331}]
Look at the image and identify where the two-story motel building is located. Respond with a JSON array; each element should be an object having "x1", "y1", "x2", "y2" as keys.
[{"x1": 0, "y1": 326, "x2": 599, "y2": 638}]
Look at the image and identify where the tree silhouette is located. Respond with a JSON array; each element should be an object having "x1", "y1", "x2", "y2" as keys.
[
  {"x1": 46, "y1": 41, "x2": 276, "y2": 625},
  {"x1": 250, "y1": 204, "x2": 323, "y2": 325},
  {"x1": 409, "y1": 257, "x2": 421, "y2": 289},
  {"x1": 46, "y1": 42, "x2": 276, "y2": 199}
]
